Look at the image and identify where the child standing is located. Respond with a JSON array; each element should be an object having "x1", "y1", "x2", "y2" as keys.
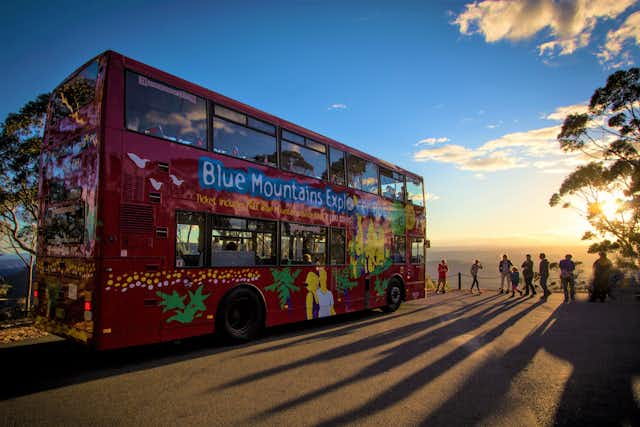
[{"x1": 510, "y1": 267, "x2": 523, "y2": 297}]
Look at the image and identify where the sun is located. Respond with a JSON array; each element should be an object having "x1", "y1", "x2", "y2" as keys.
[{"x1": 594, "y1": 190, "x2": 625, "y2": 219}]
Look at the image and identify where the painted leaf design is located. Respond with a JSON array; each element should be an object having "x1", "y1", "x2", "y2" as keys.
[
  {"x1": 157, "y1": 290, "x2": 186, "y2": 313},
  {"x1": 266, "y1": 267, "x2": 301, "y2": 309},
  {"x1": 335, "y1": 267, "x2": 358, "y2": 293},
  {"x1": 187, "y1": 286, "x2": 210, "y2": 313},
  {"x1": 157, "y1": 285, "x2": 209, "y2": 323}
]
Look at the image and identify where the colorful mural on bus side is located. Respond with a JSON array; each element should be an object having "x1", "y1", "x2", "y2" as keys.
[{"x1": 99, "y1": 151, "x2": 425, "y2": 326}]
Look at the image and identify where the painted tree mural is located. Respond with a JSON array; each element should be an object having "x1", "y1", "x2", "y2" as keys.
[
  {"x1": 157, "y1": 285, "x2": 210, "y2": 324},
  {"x1": 265, "y1": 267, "x2": 301, "y2": 309}
]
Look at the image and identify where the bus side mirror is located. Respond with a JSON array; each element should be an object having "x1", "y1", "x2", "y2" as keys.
[{"x1": 425, "y1": 240, "x2": 431, "y2": 249}]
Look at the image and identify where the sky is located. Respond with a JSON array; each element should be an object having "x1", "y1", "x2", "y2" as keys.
[{"x1": 2, "y1": 0, "x2": 640, "y2": 248}]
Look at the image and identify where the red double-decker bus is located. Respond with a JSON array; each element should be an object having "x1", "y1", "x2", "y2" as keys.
[{"x1": 33, "y1": 51, "x2": 426, "y2": 350}]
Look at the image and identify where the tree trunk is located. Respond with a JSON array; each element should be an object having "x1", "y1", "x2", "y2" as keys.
[{"x1": 26, "y1": 254, "x2": 35, "y2": 316}]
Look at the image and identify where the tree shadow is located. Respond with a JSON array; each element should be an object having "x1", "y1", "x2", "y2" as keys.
[
  {"x1": 420, "y1": 301, "x2": 640, "y2": 426},
  {"x1": 216, "y1": 293, "x2": 506, "y2": 392},
  {"x1": 284, "y1": 299, "x2": 541, "y2": 427},
  {"x1": 239, "y1": 293, "x2": 501, "y2": 358}
]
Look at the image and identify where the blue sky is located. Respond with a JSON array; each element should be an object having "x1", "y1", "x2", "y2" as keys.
[{"x1": 2, "y1": 0, "x2": 640, "y2": 246}]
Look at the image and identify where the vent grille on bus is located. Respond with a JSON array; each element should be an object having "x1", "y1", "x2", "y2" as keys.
[
  {"x1": 124, "y1": 173, "x2": 144, "y2": 202},
  {"x1": 119, "y1": 204, "x2": 154, "y2": 234},
  {"x1": 156, "y1": 227, "x2": 168, "y2": 238},
  {"x1": 149, "y1": 192, "x2": 161, "y2": 203}
]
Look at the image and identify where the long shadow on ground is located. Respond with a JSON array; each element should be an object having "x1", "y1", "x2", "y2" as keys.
[
  {"x1": 421, "y1": 301, "x2": 640, "y2": 426},
  {"x1": 247, "y1": 297, "x2": 538, "y2": 425},
  {"x1": 0, "y1": 303, "x2": 433, "y2": 400},
  {"x1": 217, "y1": 293, "x2": 504, "y2": 391}
]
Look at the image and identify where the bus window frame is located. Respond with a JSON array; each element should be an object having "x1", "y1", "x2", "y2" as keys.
[
  {"x1": 406, "y1": 175, "x2": 425, "y2": 207},
  {"x1": 410, "y1": 236, "x2": 425, "y2": 265},
  {"x1": 50, "y1": 59, "x2": 101, "y2": 125},
  {"x1": 346, "y1": 153, "x2": 380, "y2": 195},
  {"x1": 379, "y1": 167, "x2": 406, "y2": 202},
  {"x1": 175, "y1": 210, "x2": 208, "y2": 269},
  {"x1": 279, "y1": 131, "x2": 328, "y2": 181},
  {"x1": 123, "y1": 69, "x2": 210, "y2": 153},
  {"x1": 209, "y1": 213, "x2": 278, "y2": 267},
  {"x1": 328, "y1": 146, "x2": 347, "y2": 187},
  {"x1": 329, "y1": 227, "x2": 347, "y2": 266},
  {"x1": 280, "y1": 220, "x2": 329, "y2": 266},
  {"x1": 212, "y1": 103, "x2": 279, "y2": 168}
]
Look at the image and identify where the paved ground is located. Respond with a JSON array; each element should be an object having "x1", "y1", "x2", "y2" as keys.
[{"x1": 2, "y1": 289, "x2": 639, "y2": 426}]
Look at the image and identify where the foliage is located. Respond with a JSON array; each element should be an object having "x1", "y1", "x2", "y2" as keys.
[
  {"x1": 0, "y1": 93, "x2": 49, "y2": 265},
  {"x1": 374, "y1": 276, "x2": 389, "y2": 297},
  {"x1": 0, "y1": 275, "x2": 11, "y2": 297},
  {"x1": 550, "y1": 68, "x2": 640, "y2": 270},
  {"x1": 334, "y1": 267, "x2": 358, "y2": 294},
  {"x1": 156, "y1": 285, "x2": 210, "y2": 324},
  {"x1": 265, "y1": 267, "x2": 301, "y2": 308}
]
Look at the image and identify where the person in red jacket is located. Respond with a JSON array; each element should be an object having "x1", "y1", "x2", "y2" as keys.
[{"x1": 436, "y1": 260, "x2": 449, "y2": 294}]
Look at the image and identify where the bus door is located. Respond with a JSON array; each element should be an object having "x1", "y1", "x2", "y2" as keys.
[{"x1": 407, "y1": 237, "x2": 426, "y2": 297}]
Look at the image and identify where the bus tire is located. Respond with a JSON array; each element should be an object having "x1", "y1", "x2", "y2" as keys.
[
  {"x1": 216, "y1": 287, "x2": 264, "y2": 342},
  {"x1": 382, "y1": 279, "x2": 403, "y2": 313}
]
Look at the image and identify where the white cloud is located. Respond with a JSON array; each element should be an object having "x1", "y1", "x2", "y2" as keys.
[
  {"x1": 453, "y1": 0, "x2": 636, "y2": 58},
  {"x1": 599, "y1": 10, "x2": 640, "y2": 67},
  {"x1": 415, "y1": 137, "x2": 450, "y2": 146},
  {"x1": 413, "y1": 144, "x2": 525, "y2": 172},
  {"x1": 479, "y1": 125, "x2": 561, "y2": 156},
  {"x1": 541, "y1": 168, "x2": 573, "y2": 174},
  {"x1": 425, "y1": 192, "x2": 440, "y2": 201},
  {"x1": 474, "y1": 173, "x2": 486, "y2": 180},
  {"x1": 328, "y1": 104, "x2": 347, "y2": 110},
  {"x1": 544, "y1": 103, "x2": 589, "y2": 121},
  {"x1": 413, "y1": 102, "x2": 597, "y2": 174}
]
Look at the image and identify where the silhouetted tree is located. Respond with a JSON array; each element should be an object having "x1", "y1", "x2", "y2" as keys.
[
  {"x1": 0, "y1": 93, "x2": 50, "y2": 310},
  {"x1": 550, "y1": 68, "x2": 640, "y2": 270}
]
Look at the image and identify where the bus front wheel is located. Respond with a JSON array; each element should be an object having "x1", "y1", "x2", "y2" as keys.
[
  {"x1": 216, "y1": 287, "x2": 264, "y2": 342},
  {"x1": 382, "y1": 279, "x2": 403, "y2": 313}
]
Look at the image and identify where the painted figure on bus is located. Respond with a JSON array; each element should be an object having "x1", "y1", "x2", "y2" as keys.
[
  {"x1": 305, "y1": 270, "x2": 320, "y2": 320},
  {"x1": 316, "y1": 268, "x2": 335, "y2": 317}
]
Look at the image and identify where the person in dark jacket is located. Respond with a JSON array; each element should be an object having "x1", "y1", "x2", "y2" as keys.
[
  {"x1": 539, "y1": 253, "x2": 550, "y2": 301},
  {"x1": 470, "y1": 260, "x2": 483, "y2": 294},
  {"x1": 510, "y1": 267, "x2": 523, "y2": 297},
  {"x1": 590, "y1": 251, "x2": 613, "y2": 302},
  {"x1": 559, "y1": 254, "x2": 576, "y2": 303},
  {"x1": 521, "y1": 254, "x2": 535, "y2": 297}
]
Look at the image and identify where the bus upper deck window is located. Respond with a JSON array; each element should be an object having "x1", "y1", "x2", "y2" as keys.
[
  {"x1": 125, "y1": 71, "x2": 207, "y2": 148},
  {"x1": 407, "y1": 177, "x2": 425, "y2": 207}
]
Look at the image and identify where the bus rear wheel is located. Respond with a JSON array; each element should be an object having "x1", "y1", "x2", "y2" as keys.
[
  {"x1": 382, "y1": 279, "x2": 403, "y2": 313},
  {"x1": 216, "y1": 287, "x2": 264, "y2": 342}
]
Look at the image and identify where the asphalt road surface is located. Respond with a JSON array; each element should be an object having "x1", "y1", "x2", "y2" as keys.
[{"x1": 2, "y1": 290, "x2": 639, "y2": 426}]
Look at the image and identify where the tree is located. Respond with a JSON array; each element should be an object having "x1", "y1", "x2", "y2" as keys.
[
  {"x1": 550, "y1": 68, "x2": 639, "y2": 270},
  {"x1": 0, "y1": 93, "x2": 50, "y2": 312}
]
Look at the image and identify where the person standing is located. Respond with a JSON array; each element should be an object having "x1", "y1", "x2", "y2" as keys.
[
  {"x1": 591, "y1": 251, "x2": 613, "y2": 302},
  {"x1": 521, "y1": 254, "x2": 536, "y2": 297},
  {"x1": 436, "y1": 259, "x2": 449, "y2": 294},
  {"x1": 510, "y1": 267, "x2": 523, "y2": 297},
  {"x1": 470, "y1": 260, "x2": 483, "y2": 294},
  {"x1": 498, "y1": 255, "x2": 513, "y2": 294},
  {"x1": 539, "y1": 253, "x2": 551, "y2": 301},
  {"x1": 559, "y1": 254, "x2": 576, "y2": 303}
]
